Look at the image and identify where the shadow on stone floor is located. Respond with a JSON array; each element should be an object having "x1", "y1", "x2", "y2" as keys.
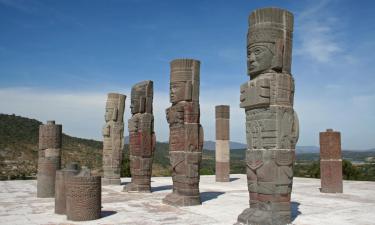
[
  {"x1": 120, "y1": 181, "x2": 130, "y2": 186},
  {"x1": 230, "y1": 178, "x2": 240, "y2": 182},
  {"x1": 152, "y1": 185, "x2": 172, "y2": 192},
  {"x1": 101, "y1": 210, "x2": 117, "y2": 218},
  {"x1": 291, "y1": 201, "x2": 301, "y2": 221},
  {"x1": 200, "y1": 191, "x2": 225, "y2": 203}
]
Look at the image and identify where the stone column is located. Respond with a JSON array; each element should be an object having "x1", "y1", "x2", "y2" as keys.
[
  {"x1": 320, "y1": 129, "x2": 343, "y2": 193},
  {"x1": 102, "y1": 93, "x2": 126, "y2": 185},
  {"x1": 237, "y1": 8, "x2": 299, "y2": 225},
  {"x1": 124, "y1": 80, "x2": 155, "y2": 193},
  {"x1": 66, "y1": 170, "x2": 101, "y2": 221},
  {"x1": 55, "y1": 162, "x2": 80, "y2": 214},
  {"x1": 215, "y1": 105, "x2": 230, "y2": 182},
  {"x1": 37, "y1": 120, "x2": 62, "y2": 198},
  {"x1": 163, "y1": 59, "x2": 204, "y2": 206}
]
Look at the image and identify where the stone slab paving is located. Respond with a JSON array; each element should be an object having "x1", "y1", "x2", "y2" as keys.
[{"x1": 0, "y1": 174, "x2": 374, "y2": 225}]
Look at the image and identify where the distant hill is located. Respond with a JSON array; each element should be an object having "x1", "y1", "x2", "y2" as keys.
[{"x1": 203, "y1": 140, "x2": 247, "y2": 150}]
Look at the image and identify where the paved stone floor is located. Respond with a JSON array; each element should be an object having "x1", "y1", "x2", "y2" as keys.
[{"x1": 0, "y1": 174, "x2": 374, "y2": 225}]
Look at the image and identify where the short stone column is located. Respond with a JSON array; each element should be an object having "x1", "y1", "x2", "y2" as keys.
[
  {"x1": 37, "y1": 120, "x2": 62, "y2": 198},
  {"x1": 55, "y1": 163, "x2": 80, "y2": 215},
  {"x1": 320, "y1": 129, "x2": 343, "y2": 193},
  {"x1": 66, "y1": 170, "x2": 101, "y2": 221},
  {"x1": 215, "y1": 105, "x2": 230, "y2": 182}
]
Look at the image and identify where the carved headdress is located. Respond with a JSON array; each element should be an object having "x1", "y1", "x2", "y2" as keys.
[
  {"x1": 170, "y1": 59, "x2": 200, "y2": 102},
  {"x1": 131, "y1": 80, "x2": 153, "y2": 114},
  {"x1": 248, "y1": 8, "x2": 294, "y2": 74},
  {"x1": 106, "y1": 93, "x2": 126, "y2": 121}
]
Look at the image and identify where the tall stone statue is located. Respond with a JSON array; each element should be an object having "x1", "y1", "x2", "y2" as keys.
[
  {"x1": 37, "y1": 120, "x2": 62, "y2": 198},
  {"x1": 237, "y1": 8, "x2": 299, "y2": 225},
  {"x1": 163, "y1": 59, "x2": 204, "y2": 206},
  {"x1": 124, "y1": 80, "x2": 155, "y2": 192},
  {"x1": 102, "y1": 93, "x2": 126, "y2": 185}
]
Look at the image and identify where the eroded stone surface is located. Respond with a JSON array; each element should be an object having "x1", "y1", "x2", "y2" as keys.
[
  {"x1": 102, "y1": 93, "x2": 126, "y2": 185},
  {"x1": 215, "y1": 105, "x2": 230, "y2": 182},
  {"x1": 238, "y1": 7, "x2": 298, "y2": 225},
  {"x1": 124, "y1": 80, "x2": 155, "y2": 193},
  {"x1": 163, "y1": 59, "x2": 204, "y2": 206}
]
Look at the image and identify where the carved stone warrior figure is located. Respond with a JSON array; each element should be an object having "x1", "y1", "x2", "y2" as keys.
[
  {"x1": 236, "y1": 8, "x2": 299, "y2": 225},
  {"x1": 124, "y1": 80, "x2": 155, "y2": 192},
  {"x1": 163, "y1": 59, "x2": 204, "y2": 206},
  {"x1": 37, "y1": 120, "x2": 62, "y2": 198},
  {"x1": 102, "y1": 93, "x2": 126, "y2": 185}
]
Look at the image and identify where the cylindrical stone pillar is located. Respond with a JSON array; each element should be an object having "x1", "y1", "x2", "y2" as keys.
[
  {"x1": 320, "y1": 129, "x2": 343, "y2": 193},
  {"x1": 55, "y1": 163, "x2": 80, "y2": 215},
  {"x1": 215, "y1": 105, "x2": 230, "y2": 182},
  {"x1": 37, "y1": 120, "x2": 62, "y2": 198},
  {"x1": 66, "y1": 175, "x2": 101, "y2": 221}
]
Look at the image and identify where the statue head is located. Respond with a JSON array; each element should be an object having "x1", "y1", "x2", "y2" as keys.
[
  {"x1": 247, "y1": 8, "x2": 294, "y2": 79},
  {"x1": 170, "y1": 59, "x2": 200, "y2": 104},
  {"x1": 130, "y1": 80, "x2": 153, "y2": 114},
  {"x1": 105, "y1": 93, "x2": 126, "y2": 122}
]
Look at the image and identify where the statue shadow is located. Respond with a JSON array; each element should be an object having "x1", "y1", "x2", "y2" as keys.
[
  {"x1": 200, "y1": 191, "x2": 225, "y2": 203},
  {"x1": 151, "y1": 185, "x2": 173, "y2": 192},
  {"x1": 229, "y1": 177, "x2": 240, "y2": 182},
  {"x1": 101, "y1": 210, "x2": 117, "y2": 218},
  {"x1": 291, "y1": 201, "x2": 301, "y2": 221}
]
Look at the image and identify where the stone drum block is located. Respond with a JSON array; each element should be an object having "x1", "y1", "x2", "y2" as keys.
[
  {"x1": 55, "y1": 162, "x2": 80, "y2": 215},
  {"x1": 66, "y1": 171, "x2": 101, "y2": 221}
]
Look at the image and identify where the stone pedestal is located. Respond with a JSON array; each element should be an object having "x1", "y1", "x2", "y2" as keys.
[
  {"x1": 124, "y1": 80, "x2": 155, "y2": 193},
  {"x1": 237, "y1": 8, "x2": 299, "y2": 225},
  {"x1": 37, "y1": 120, "x2": 62, "y2": 198},
  {"x1": 66, "y1": 172, "x2": 101, "y2": 221},
  {"x1": 215, "y1": 105, "x2": 230, "y2": 182},
  {"x1": 102, "y1": 93, "x2": 126, "y2": 185},
  {"x1": 55, "y1": 163, "x2": 80, "y2": 214},
  {"x1": 320, "y1": 129, "x2": 343, "y2": 193},
  {"x1": 163, "y1": 59, "x2": 204, "y2": 207}
]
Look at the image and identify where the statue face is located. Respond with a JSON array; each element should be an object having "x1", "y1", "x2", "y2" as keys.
[
  {"x1": 170, "y1": 82, "x2": 185, "y2": 103},
  {"x1": 247, "y1": 44, "x2": 274, "y2": 77},
  {"x1": 130, "y1": 97, "x2": 140, "y2": 114},
  {"x1": 105, "y1": 108, "x2": 114, "y2": 122}
]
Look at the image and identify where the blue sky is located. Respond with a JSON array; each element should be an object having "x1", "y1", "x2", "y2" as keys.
[{"x1": 0, "y1": 0, "x2": 374, "y2": 150}]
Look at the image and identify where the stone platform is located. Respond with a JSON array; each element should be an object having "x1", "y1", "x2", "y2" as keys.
[{"x1": 0, "y1": 174, "x2": 374, "y2": 225}]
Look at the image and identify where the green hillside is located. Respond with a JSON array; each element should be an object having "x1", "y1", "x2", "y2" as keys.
[{"x1": 1, "y1": 114, "x2": 374, "y2": 181}]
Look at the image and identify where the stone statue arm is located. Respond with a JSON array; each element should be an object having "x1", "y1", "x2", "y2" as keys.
[
  {"x1": 102, "y1": 123, "x2": 110, "y2": 137},
  {"x1": 240, "y1": 78, "x2": 270, "y2": 110}
]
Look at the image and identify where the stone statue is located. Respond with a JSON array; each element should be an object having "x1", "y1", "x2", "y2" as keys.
[
  {"x1": 124, "y1": 80, "x2": 155, "y2": 192},
  {"x1": 236, "y1": 8, "x2": 299, "y2": 225},
  {"x1": 102, "y1": 93, "x2": 126, "y2": 185},
  {"x1": 163, "y1": 59, "x2": 204, "y2": 206},
  {"x1": 37, "y1": 120, "x2": 62, "y2": 198}
]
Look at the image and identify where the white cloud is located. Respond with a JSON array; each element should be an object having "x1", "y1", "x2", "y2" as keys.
[{"x1": 294, "y1": 0, "x2": 344, "y2": 63}]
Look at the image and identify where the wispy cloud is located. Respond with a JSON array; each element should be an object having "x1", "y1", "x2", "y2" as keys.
[{"x1": 294, "y1": 0, "x2": 344, "y2": 63}]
